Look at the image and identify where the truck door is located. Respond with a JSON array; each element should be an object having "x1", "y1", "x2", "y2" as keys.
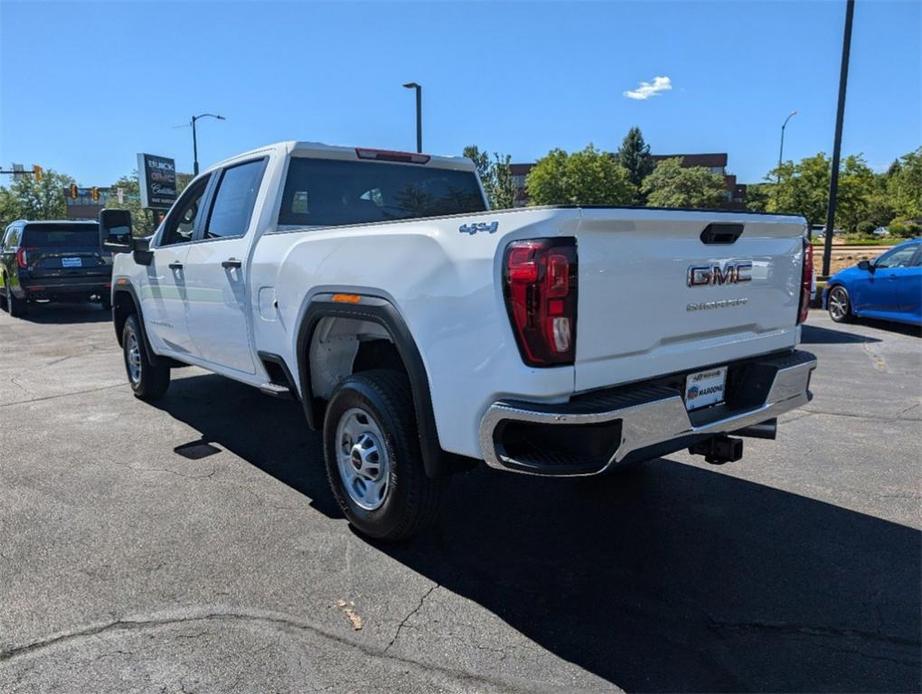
[
  {"x1": 142, "y1": 175, "x2": 211, "y2": 355},
  {"x1": 182, "y1": 158, "x2": 268, "y2": 374}
]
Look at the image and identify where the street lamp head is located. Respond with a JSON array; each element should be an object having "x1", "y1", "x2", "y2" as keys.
[
  {"x1": 193, "y1": 112, "x2": 226, "y2": 122},
  {"x1": 402, "y1": 82, "x2": 420, "y2": 89}
]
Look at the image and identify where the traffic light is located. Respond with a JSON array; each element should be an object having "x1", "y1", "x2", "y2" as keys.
[
  {"x1": 32, "y1": 164, "x2": 43, "y2": 182},
  {"x1": 91, "y1": 187, "x2": 99, "y2": 202},
  {"x1": 69, "y1": 184, "x2": 78, "y2": 200}
]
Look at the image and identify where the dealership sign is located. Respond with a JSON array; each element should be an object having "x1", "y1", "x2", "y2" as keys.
[{"x1": 137, "y1": 153, "x2": 177, "y2": 210}]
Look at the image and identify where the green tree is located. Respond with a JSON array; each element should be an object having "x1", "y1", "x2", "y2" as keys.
[
  {"x1": 835, "y1": 155, "x2": 877, "y2": 233},
  {"x1": 641, "y1": 158, "x2": 727, "y2": 209},
  {"x1": 0, "y1": 168, "x2": 75, "y2": 227},
  {"x1": 616, "y1": 126, "x2": 654, "y2": 201},
  {"x1": 767, "y1": 153, "x2": 882, "y2": 233},
  {"x1": 766, "y1": 153, "x2": 831, "y2": 226},
  {"x1": 462, "y1": 145, "x2": 516, "y2": 209},
  {"x1": 490, "y1": 153, "x2": 516, "y2": 209},
  {"x1": 887, "y1": 147, "x2": 922, "y2": 219},
  {"x1": 526, "y1": 145, "x2": 635, "y2": 206},
  {"x1": 745, "y1": 182, "x2": 772, "y2": 213}
]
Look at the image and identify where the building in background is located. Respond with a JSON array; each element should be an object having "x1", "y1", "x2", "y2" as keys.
[
  {"x1": 509, "y1": 163, "x2": 534, "y2": 208},
  {"x1": 509, "y1": 152, "x2": 747, "y2": 209}
]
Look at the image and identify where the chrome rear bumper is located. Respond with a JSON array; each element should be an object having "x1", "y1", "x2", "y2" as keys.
[{"x1": 479, "y1": 350, "x2": 817, "y2": 476}]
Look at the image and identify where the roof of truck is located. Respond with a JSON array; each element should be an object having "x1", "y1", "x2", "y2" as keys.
[{"x1": 206, "y1": 141, "x2": 475, "y2": 174}]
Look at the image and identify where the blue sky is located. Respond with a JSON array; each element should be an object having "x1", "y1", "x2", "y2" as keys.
[{"x1": 1, "y1": 1, "x2": 919, "y2": 186}]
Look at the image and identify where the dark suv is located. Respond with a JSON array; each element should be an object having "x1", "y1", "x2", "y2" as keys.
[{"x1": 0, "y1": 220, "x2": 113, "y2": 317}]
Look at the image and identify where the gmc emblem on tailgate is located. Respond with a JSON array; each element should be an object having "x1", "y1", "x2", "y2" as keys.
[{"x1": 687, "y1": 262, "x2": 753, "y2": 287}]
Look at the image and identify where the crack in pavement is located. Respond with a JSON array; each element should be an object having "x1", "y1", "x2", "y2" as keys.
[
  {"x1": 7, "y1": 376, "x2": 28, "y2": 393},
  {"x1": 0, "y1": 383, "x2": 125, "y2": 409},
  {"x1": 802, "y1": 407, "x2": 922, "y2": 423},
  {"x1": 383, "y1": 583, "x2": 439, "y2": 654},
  {"x1": 0, "y1": 607, "x2": 524, "y2": 692}
]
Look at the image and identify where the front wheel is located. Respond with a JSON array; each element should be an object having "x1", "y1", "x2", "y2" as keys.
[
  {"x1": 122, "y1": 314, "x2": 170, "y2": 400},
  {"x1": 323, "y1": 370, "x2": 443, "y2": 541},
  {"x1": 827, "y1": 285, "x2": 852, "y2": 323}
]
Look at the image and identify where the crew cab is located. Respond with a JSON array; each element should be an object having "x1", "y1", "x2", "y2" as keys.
[
  {"x1": 1, "y1": 220, "x2": 112, "y2": 317},
  {"x1": 102, "y1": 141, "x2": 817, "y2": 540}
]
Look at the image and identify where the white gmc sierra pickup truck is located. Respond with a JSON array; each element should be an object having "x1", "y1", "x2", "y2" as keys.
[{"x1": 102, "y1": 141, "x2": 817, "y2": 540}]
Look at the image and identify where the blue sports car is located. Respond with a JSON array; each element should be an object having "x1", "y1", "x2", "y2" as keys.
[{"x1": 824, "y1": 238, "x2": 921, "y2": 326}]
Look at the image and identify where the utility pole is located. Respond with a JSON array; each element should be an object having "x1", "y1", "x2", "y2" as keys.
[
  {"x1": 402, "y1": 82, "x2": 422, "y2": 153},
  {"x1": 822, "y1": 0, "x2": 855, "y2": 278}
]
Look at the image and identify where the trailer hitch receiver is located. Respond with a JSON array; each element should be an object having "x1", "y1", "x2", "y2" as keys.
[{"x1": 689, "y1": 435, "x2": 743, "y2": 465}]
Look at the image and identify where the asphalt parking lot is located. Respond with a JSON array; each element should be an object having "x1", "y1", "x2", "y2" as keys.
[{"x1": 0, "y1": 304, "x2": 919, "y2": 693}]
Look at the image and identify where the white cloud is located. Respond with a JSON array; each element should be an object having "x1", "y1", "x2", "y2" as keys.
[{"x1": 623, "y1": 76, "x2": 673, "y2": 101}]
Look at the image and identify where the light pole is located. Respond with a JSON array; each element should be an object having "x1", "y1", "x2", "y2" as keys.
[
  {"x1": 191, "y1": 113, "x2": 225, "y2": 176},
  {"x1": 402, "y1": 82, "x2": 422, "y2": 153},
  {"x1": 822, "y1": 0, "x2": 855, "y2": 278},
  {"x1": 777, "y1": 110, "x2": 798, "y2": 183}
]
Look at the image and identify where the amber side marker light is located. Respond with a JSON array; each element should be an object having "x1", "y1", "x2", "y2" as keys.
[{"x1": 331, "y1": 293, "x2": 362, "y2": 304}]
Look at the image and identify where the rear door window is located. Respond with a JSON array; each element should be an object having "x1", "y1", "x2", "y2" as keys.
[
  {"x1": 278, "y1": 158, "x2": 486, "y2": 227},
  {"x1": 22, "y1": 224, "x2": 99, "y2": 248},
  {"x1": 203, "y1": 159, "x2": 268, "y2": 240}
]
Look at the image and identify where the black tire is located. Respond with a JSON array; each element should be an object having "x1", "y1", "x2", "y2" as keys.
[
  {"x1": 827, "y1": 285, "x2": 852, "y2": 323},
  {"x1": 122, "y1": 314, "x2": 170, "y2": 400},
  {"x1": 323, "y1": 369, "x2": 443, "y2": 541},
  {"x1": 7, "y1": 286, "x2": 27, "y2": 318}
]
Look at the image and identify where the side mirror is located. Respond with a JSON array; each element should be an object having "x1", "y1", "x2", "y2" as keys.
[
  {"x1": 857, "y1": 259, "x2": 873, "y2": 272},
  {"x1": 99, "y1": 209, "x2": 133, "y2": 252}
]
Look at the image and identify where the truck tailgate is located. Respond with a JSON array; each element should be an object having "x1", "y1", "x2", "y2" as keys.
[{"x1": 574, "y1": 209, "x2": 806, "y2": 392}]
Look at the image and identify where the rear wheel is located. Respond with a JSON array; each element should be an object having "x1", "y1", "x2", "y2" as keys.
[
  {"x1": 827, "y1": 285, "x2": 852, "y2": 323},
  {"x1": 122, "y1": 314, "x2": 170, "y2": 400},
  {"x1": 323, "y1": 369, "x2": 443, "y2": 541}
]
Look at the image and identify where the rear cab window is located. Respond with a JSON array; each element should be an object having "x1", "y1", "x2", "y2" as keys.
[
  {"x1": 278, "y1": 157, "x2": 486, "y2": 228},
  {"x1": 22, "y1": 223, "x2": 100, "y2": 248}
]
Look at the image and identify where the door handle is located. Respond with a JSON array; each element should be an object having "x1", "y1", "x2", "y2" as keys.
[
  {"x1": 168, "y1": 262, "x2": 183, "y2": 271},
  {"x1": 222, "y1": 258, "x2": 242, "y2": 270}
]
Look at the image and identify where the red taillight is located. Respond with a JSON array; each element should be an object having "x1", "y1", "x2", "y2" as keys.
[
  {"x1": 16, "y1": 247, "x2": 29, "y2": 269},
  {"x1": 355, "y1": 148, "x2": 431, "y2": 165},
  {"x1": 798, "y1": 239, "x2": 813, "y2": 324},
  {"x1": 504, "y1": 238, "x2": 577, "y2": 366}
]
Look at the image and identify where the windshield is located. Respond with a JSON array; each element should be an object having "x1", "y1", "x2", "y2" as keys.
[
  {"x1": 278, "y1": 157, "x2": 485, "y2": 227},
  {"x1": 23, "y1": 224, "x2": 100, "y2": 248}
]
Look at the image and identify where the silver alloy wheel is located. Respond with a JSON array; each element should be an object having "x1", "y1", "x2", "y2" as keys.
[
  {"x1": 335, "y1": 407, "x2": 391, "y2": 511},
  {"x1": 126, "y1": 330, "x2": 142, "y2": 385},
  {"x1": 828, "y1": 286, "x2": 849, "y2": 321}
]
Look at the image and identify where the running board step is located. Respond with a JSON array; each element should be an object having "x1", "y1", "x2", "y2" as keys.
[{"x1": 259, "y1": 382, "x2": 293, "y2": 399}]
